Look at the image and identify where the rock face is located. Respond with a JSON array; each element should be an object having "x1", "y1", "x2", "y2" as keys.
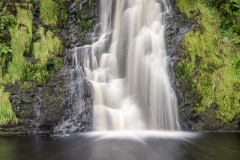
[
  {"x1": 4, "y1": 70, "x2": 68, "y2": 134},
  {"x1": 165, "y1": 1, "x2": 197, "y2": 131},
  {"x1": 0, "y1": 0, "x2": 98, "y2": 135},
  {"x1": 52, "y1": 0, "x2": 100, "y2": 133},
  {"x1": 167, "y1": 0, "x2": 240, "y2": 131}
]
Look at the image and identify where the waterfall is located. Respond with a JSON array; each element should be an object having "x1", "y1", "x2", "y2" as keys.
[{"x1": 70, "y1": 0, "x2": 180, "y2": 131}]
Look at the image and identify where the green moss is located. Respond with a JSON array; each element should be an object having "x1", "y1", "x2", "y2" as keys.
[
  {"x1": 89, "y1": 0, "x2": 92, "y2": 6},
  {"x1": 0, "y1": 86, "x2": 18, "y2": 126},
  {"x1": 86, "y1": 20, "x2": 93, "y2": 27},
  {"x1": 0, "y1": 2, "x2": 64, "y2": 85},
  {"x1": 40, "y1": 0, "x2": 58, "y2": 26},
  {"x1": 26, "y1": 64, "x2": 49, "y2": 84},
  {"x1": 40, "y1": 0, "x2": 68, "y2": 27},
  {"x1": 33, "y1": 27, "x2": 63, "y2": 62},
  {"x1": 0, "y1": 1, "x2": 66, "y2": 128},
  {"x1": 77, "y1": 19, "x2": 93, "y2": 33},
  {"x1": 21, "y1": 82, "x2": 34, "y2": 89},
  {"x1": 176, "y1": 0, "x2": 198, "y2": 18},
  {"x1": 3, "y1": 6, "x2": 33, "y2": 83},
  {"x1": 53, "y1": 57, "x2": 64, "y2": 71},
  {"x1": 24, "y1": 27, "x2": 63, "y2": 84},
  {"x1": 176, "y1": 0, "x2": 240, "y2": 123},
  {"x1": 0, "y1": 6, "x2": 29, "y2": 126},
  {"x1": 0, "y1": 44, "x2": 12, "y2": 77}
]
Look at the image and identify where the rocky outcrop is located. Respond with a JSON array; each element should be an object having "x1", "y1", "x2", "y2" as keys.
[
  {"x1": 2, "y1": 69, "x2": 68, "y2": 134},
  {"x1": 0, "y1": 0, "x2": 98, "y2": 135},
  {"x1": 165, "y1": 1, "x2": 197, "y2": 131},
  {"x1": 52, "y1": 0, "x2": 100, "y2": 134},
  {"x1": 168, "y1": 0, "x2": 240, "y2": 131}
]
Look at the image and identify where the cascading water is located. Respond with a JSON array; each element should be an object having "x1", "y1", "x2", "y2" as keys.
[{"x1": 70, "y1": 0, "x2": 180, "y2": 132}]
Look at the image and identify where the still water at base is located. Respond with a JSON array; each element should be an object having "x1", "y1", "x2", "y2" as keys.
[{"x1": 0, "y1": 132, "x2": 240, "y2": 160}]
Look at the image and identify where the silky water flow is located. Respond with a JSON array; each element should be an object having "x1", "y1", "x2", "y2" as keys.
[{"x1": 70, "y1": 0, "x2": 180, "y2": 131}]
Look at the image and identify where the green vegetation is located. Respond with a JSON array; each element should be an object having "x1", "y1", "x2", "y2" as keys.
[
  {"x1": 0, "y1": 5, "x2": 23, "y2": 126},
  {"x1": 33, "y1": 27, "x2": 63, "y2": 61},
  {"x1": 175, "y1": 0, "x2": 240, "y2": 123},
  {"x1": 0, "y1": 0, "x2": 93, "y2": 129},
  {"x1": 77, "y1": 19, "x2": 93, "y2": 33},
  {"x1": 53, "y1": 57, "x2": 64, "y2": 71},
  {"x1": 89, "y1": 0, "x2": 92, "y2": 6},
  {"x1": 24, "y1": 27, "x2": 63, "y2": 84},
  {"x1": 0, "y1": 14, "x2": 16, "y2": 30},
  {"x1": 40, "y1": 0, "x2": 68, "y2": 27},
  {"x1": 40, "y1": 0, "x2": 58, "y2": 26},
  {"x1": 0, "y1": 86, "x2": 17, "y2": 126},
  {"x1": 214, "y1": 0, "x2": 240, "y2": 42},
  {"x1": 0, "y1": 1, "x2": 65, "y2": 126},
  {"x1": 4, "y1": 6, "x2": 33, "y2": 83},
  {"x1": 40, "y1": 0, "x2": 57, "y2": 26},
  {"x1": 1, "y1": 3, "x2": 64, "y2": 86},
  {"x1": 0, "y1": 13, "x2": 16, "y2": 80}
]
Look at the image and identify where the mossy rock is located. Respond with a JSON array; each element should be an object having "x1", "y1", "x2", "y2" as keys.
[
  {"x1": 175, "y1": 0, "x2": 240, "y2": 131},
  {"x1": 39, "y1": 0, "x2": 68, "y2": 27},
  {"x1": 0, "y1": 126, "x2": 30, "y2": 136}
]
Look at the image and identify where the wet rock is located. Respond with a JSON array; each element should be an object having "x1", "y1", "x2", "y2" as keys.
[
  {"x1": 165, "y1": 2, "x2": 196, "y2": 58},
  {"x1": 165, "y1": 1, "x2": 197, "y2": 131},
  {"x1": 62, "y1": 0, "x2": 99, "y2": 48},
  {"x1": 52, "y1": 0, "x2": 98, "y2": 133},
  {"x1": 0, "y1": 126, "x2": 30, "y2": 136},
  {"x1": 0, "y1": 0, "x2": 98, "y2": 135},
  {"x1": 167, "y1": 0, "x2": 240, "y2": 131}
]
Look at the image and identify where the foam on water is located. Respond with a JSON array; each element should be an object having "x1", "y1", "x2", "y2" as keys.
[{"x1": 81, "y1": 131, "x2": 200, "y2": 140}]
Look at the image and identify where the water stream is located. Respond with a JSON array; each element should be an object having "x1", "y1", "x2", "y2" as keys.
[{"x1": 68, "y1": 0, "x2": 180, "y2": 131}]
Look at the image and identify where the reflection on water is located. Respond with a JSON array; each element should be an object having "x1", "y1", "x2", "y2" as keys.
[{"x1": 0, "y1": 132, "x2": 240, "y2": 160}]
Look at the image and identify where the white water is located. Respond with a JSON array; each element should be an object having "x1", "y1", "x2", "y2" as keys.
[
  {"x1": 71, "y1": 0, "x2": 180, "y2": 131},
  {"x1": 83, "y1": 131, "x2": 199, "y2": 141}
]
